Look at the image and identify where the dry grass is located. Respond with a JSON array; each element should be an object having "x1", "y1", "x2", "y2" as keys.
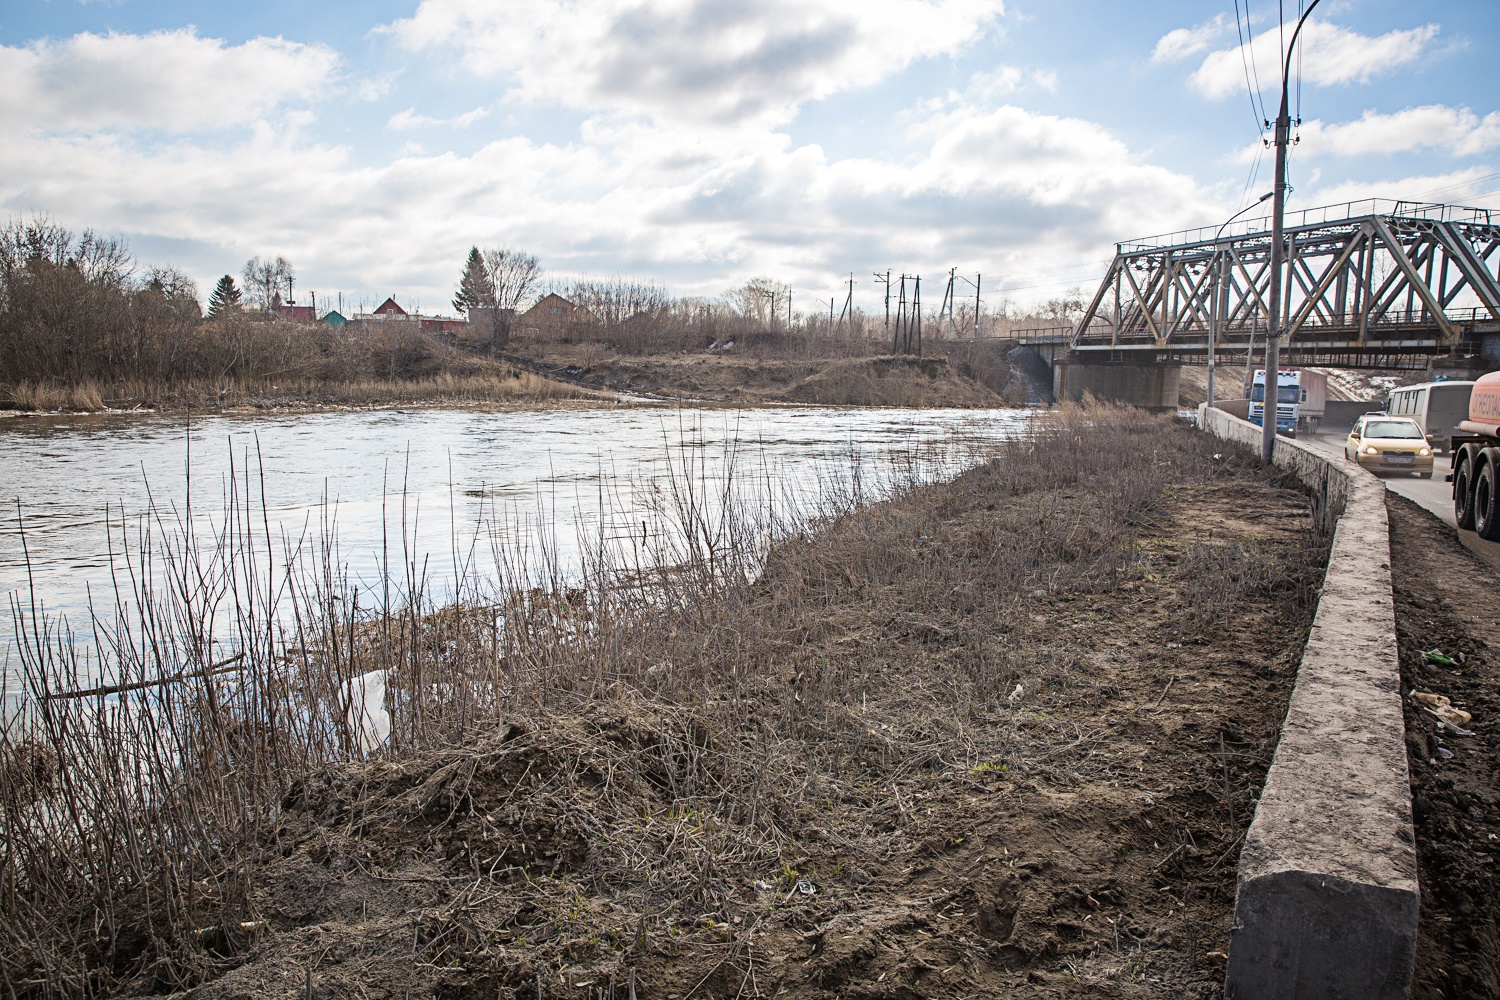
[
  {"x1": 0, "y1": 404, "x2": 1330, "y2": 997},
  {"x1": 2, "y1": 370, "x2": 595, "y2": 413}
]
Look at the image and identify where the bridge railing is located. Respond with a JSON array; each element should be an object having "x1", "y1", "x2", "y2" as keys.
[
  {"x1": 1073, "y1": 305, "x2": 1494, "y2": 343},
  {"x1": 1119, "y1": 198, "x2": 1500, "y2": 254}
]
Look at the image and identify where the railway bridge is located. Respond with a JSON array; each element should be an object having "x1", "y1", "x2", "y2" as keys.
[{"x1": 1014, "y1": 199, "x2": 1500, "y2": 407}]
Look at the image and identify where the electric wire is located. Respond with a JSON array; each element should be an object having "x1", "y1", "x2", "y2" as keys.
[
  {"x1": 1294, "y1": 0, "x2": 1304, "y2": 128},
  {"x1": 1235, "y1": 0, "x2": 1269, "y2": 127},
  {"x1": 1417, "y1": 170, "x2": 1500, "y2": 202},
  {"x1": 1239, "y1": 140, "x2": 1267, "y2": 210}
]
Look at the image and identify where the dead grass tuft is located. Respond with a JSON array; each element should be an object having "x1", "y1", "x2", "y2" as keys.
[{"x1": 0, "y1": 403, "x2": 1330, "y2": 997}]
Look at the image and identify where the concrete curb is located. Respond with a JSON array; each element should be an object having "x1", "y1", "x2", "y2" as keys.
[{"x1": 1197, "y1": 405, "x2": 1418, "y2": 1000}]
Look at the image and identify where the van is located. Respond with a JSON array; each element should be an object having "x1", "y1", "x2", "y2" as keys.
[{"x1": 1385, "y1": 381, "x2": 1476, "y2": 453}]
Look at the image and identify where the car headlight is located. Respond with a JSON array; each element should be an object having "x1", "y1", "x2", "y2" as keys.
[
  {"x1": 1419, "y1": 447, "x2": 1431, "y2": 457},
  {"x1": 1364, "y1": 446, "x2": 1378, "y2": 455}
]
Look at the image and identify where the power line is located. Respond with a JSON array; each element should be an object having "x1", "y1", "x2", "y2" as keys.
[
  {"x1": 1235, "y1": 0, "x2": 1268, "y2": 129},
  {"x1": 1294, "y1": 0, "x2": 1305, "y2": 126},
  {"x1": 1239, "y1": 138, "x2": 1267, "y2": 210}
]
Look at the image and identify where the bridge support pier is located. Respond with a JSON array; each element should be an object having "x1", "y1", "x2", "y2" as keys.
[{"x1": 1053, "y1": 360, "x2": 1181, "y2": 411}]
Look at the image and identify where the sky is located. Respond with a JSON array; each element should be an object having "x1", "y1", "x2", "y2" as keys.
[{"x1": 2, "y1": 0, "x2": 1498, "y2": 317}]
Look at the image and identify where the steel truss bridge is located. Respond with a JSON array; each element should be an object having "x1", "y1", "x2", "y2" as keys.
[{"x1": 1020, "y1": 199, "x2": 1500, "y2": 370}]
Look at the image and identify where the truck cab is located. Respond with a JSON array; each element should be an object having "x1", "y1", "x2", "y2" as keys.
[{"x1": 1249, "y1": 369, "x2": 1301, "y2": 438}]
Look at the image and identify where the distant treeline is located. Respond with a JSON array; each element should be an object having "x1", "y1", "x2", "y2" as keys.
[{"x1": 0, "y1": 217, "x2": 484, "y2": 394}]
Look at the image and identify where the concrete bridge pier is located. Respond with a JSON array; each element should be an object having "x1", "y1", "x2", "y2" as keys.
[{"x1": 1052, "y1": 360, "x2": 1182, "y2": 411}]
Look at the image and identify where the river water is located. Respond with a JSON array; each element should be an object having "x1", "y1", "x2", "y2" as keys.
[{"x1": 0, "y1": 405, "x2": 1028, "y2": 698}]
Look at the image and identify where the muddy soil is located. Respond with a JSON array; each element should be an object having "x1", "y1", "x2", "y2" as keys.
[
  {"x1": 503, "y1": 348, "x2": 1011, "y2": 407},
  {"x1": 175, "y1": 426, "x2": 1325, "y2": 1000},
  {"x1": 1388, "y1": 494, "x2": 1500, "y2": 1000}
]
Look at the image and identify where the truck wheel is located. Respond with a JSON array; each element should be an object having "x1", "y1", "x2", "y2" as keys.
[
  {"x1": 1477, "y1": 461, "x2": 1500, "y2": 541},
  {"x1": 1455, "y1": 458, "x2": 1476, "y2": 530}
]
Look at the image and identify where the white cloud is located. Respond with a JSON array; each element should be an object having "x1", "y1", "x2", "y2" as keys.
[
  {"x1": 963, "y1": 66, "x2": 1057, "y2": 102},
  {"x1": 1233, "y1": 105, "x2": 1500, "y2": 161},
  {"x1": 1304, "y1": 105, "x2": 1500, "y2": 158},
  {"x1": 1189, "y1": 18, "x2": 1439, "y2": 100},
  {"x1": 1299, "y1": 166, "x2": 1500, "y2": 210},
  {"x1": 383, "y1": 0, "x2": 1006, "y2": 127},
  {"x1": 1150, "y1": 13, "x2": 1230, "y2": 64},
  {"x1": 0, "y1": 29, "x2": 338, "y2": 132},
  {"x1": 388, "y1": 106, "x2": 491, "y2": 130},
  {"x1": 0, "y1": 87, "x2": 1215, "y2": 311}
]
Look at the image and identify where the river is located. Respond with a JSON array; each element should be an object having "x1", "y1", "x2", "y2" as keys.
[{"x1": 1, "y1": 405, "x2": 1029, "y2": 700}]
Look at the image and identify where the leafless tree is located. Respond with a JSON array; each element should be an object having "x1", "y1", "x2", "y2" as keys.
[
  {"x1": 483, "y1": 247, "x2": 542, "y2": 311},
  {"x1": 727, "y1": 277, "x2": 790, "y2": 324},
  {"x1": 1038, "y1": 287, "x2": 1086, "y2": 323},
  {"x1": 569, "y1": 278, "x2": 671, "y2": 327},
  {"x1": 241, "y1": 255, "x2": 295, "y2": 312}
]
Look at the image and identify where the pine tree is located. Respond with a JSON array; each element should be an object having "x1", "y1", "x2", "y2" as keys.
[
  {"x1": 452, "y1": 246, "x2": 496, "y2": 315},
  {"x1": 208, "y1": 274, "x2": 242, "y2": 318}
]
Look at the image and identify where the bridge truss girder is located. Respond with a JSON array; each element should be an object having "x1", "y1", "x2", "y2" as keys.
[{"x1": 1073, "y1": 206, "x2": 1500, "y2": 357}]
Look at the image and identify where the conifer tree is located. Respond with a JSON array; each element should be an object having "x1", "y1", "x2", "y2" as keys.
[
  {"x1": 207, "y1": 274, "x2": 242, "y2": 318},
  {"x1": 452, "y1": 246, "x2": 496, "y2": 315}
]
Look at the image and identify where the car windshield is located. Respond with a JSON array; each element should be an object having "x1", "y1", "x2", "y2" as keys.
[
  {"x1": 1250, "y1": 385, "x2": 1300, "y2": 403},
  {"x1": 1364, "y1": 420, "x2": 1424, "y2": 440}
]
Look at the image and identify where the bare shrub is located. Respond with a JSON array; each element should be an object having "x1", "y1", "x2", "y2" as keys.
[{"x1": 0, "y1": 405, "x2": 1329, "y2": 994}]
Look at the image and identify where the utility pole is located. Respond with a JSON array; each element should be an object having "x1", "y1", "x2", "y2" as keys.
[
  {"x1": 959, "y1": 273, "x2": 982, "y2": 338},
  {"x1": 895, "y1": 275, "x2": 908, "y2": 353},
  {"x1": 1210, "y1": 192, "x2": 1273, "y2": 408},
  {"x1": 873, "y1": 270, "x2": 892, "y2": 343},
  {"x1": 840, "y1": 273, "x2": 854, "y2": 334},
  {"x1": 1263, "y1": 0, "x2": 1322, "y2": 462},
  {"x1": 913, "y1": 275, "x2": 923, "y2": 358},
  {"x1": 974, "y1": 273, "x2": 981, "y2": 337}
]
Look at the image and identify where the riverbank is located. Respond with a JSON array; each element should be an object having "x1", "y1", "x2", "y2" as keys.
[
  {"x1": 503, "y1": 342, "x2": 1021, "y2": 408},
  {"x1": 0, "y1": 355, "x2": 1009, "y2": 416},
  {"x1": 0, "y1": 406, "x2": 1330, "y2": 997},
  {"x1": 0, "y1": 368, "x2": 609, "y2": 415}
]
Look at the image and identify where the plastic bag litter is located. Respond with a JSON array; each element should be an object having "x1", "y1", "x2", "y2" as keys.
[{"x1": 1410, "y1": 690, "x2": 1473, "y2": 727}]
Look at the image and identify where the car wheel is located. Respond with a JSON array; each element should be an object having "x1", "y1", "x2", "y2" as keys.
[
  {"x1": 1419, "y1": 471, "x2": 1433, "y2": 480},
  {"x1": 1477, "y1": 461, "x2": 1500, "y2": 542},
  {"x1": 1455, "y1": 458, "x2": 1476, "y2": 530}
]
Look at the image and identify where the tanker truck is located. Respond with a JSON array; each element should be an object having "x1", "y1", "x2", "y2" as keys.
[{"x1": 1450, "y1": 370, "x2": 1500, "y2": 540}]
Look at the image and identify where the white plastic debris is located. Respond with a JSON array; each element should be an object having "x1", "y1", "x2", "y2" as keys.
[{"x1": 347, "y1": 669, "x2": 390, "y2": 753}]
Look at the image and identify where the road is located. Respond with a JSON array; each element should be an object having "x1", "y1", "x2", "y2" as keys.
[{"x1": 1304, "y1": 432, "x2": 1500, "y2": 572}]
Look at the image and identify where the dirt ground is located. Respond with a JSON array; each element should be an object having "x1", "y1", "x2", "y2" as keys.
[
  {"x1": 169, "y1": 422, "x2": 1326, "y2": 1000},
  {"x1": 1388, "y1": 494, "x2": 1500, "y2": 1000},
  {"x1": 503, "y1": 348, "x2": 1015, "y2": 408}
]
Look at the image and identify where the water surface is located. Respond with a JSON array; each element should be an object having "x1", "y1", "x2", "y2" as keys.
[{"x1": 2, "y1": 405, "x2": 1028, "y2": 694}]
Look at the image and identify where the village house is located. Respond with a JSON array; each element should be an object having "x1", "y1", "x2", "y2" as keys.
[{"x1": 517, "y1": 293, "x2": 593, "y2": 339}]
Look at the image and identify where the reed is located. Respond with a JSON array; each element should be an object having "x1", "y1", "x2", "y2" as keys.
[{"x1": 0, "y1": 404, "x2": 1327, "y2": 996}]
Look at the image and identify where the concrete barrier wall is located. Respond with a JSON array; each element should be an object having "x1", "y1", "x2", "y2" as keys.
[{"x1": 1197, "y1": 405, "x2": 1418, "y2": 1000}]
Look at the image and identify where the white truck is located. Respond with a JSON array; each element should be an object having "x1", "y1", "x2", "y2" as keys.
[{"x1": 1249, "y1": 369, "x2": 1302, "y2": 438}]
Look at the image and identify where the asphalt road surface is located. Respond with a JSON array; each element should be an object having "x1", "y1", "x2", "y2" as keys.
[{"x1": 1304, "y1": 431, "x2": 1500, "y2": 572}]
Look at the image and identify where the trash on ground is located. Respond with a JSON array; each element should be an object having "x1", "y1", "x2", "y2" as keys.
[
  {"x1": 1422, "y1": 650, "x2": 1458, "y2": 666},
  {"x1": 1410, "y1": 690, "x2": 1473, "y2": 727},
  {"x1": 795, "y1": 878, "x2": 817, "y2": 896},
  {"x1": 1438, "y1": 720, "x2": 1476, "y2": 738},
  {"x1": 1436, "y1": 747, "x2": 1455, "y2": 760}
]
